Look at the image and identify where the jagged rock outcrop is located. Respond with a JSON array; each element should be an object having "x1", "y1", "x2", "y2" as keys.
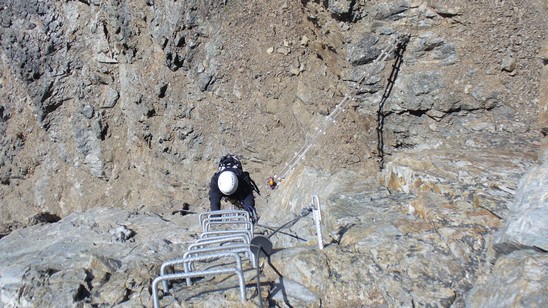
[
  {"x1": 464, "y1": 154, "x2": 547, "y2": 307},
  {"x1": 495, "y1": 161, "x2": 547, "y2": 253},
  {"x1": 0, "y1": 0, "x2": 546, "y2": 307},
  {"x1": 463, "y1": 38, "x2": 548, "y2": 307},
  {"x1": 465, "y1": 250, "x2": 547, "y2": 307},
  {"x1": 264, "y1": 167, "x2": 500, "y2": 307},
  {"x1": 0, "y1": 207, "x2": 199, "y2": 307}
]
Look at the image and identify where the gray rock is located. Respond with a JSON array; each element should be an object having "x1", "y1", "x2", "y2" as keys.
[
  {"x1": 466, "y1": 250, "x2": 547, "y2": 307},
  {"x1": 430, "y1": 2, "x2": 463, "y2": 17},
  {"x1": 347, "y1": 33, "x2": 381, "y2": 66},
  {"x1": 0, "y1": 105, "x2": 9, "y2": 121},
  {"x1": 389, "y1": 71, "x2": 446, "y2": 113},
  {"x1": 270, "y1": 277, "x2": 320, "y2": 307},
  {"x1": 0, "y1": 207, "x2": 195, "y2": 307},
  {"x1": 433, "y1": 41, "x2": 457, "y2": 65},
  {"x1": 469, "y1": 84, "x2": 498, "y2": 110},
  {"x1": 110, "y1": 225, "x2": 135, "y2": 243},
  {"x1": 433, "y1": 91, "x2": 462, "y2": 113},
  {"x1": 501, "y1": 56, "x2": 516, "y2": 72},
  {"x1": 197, "y1": 73, "x2": 214, "y2": 92},
  {"x1": 409, "y1": 71, "x2": 444, "y2": 96},
  {"x1": 73, "y1": 114, "x2": 105, "y2": 178},
  {"x1": 103, "y1": 87, "x2": 119, "y2": 108},
  {"x1": 371, "y1": 1, "x2": 410, "y2": 21},
  {"x1": 82, "y1": 104, "x2": 94, "y2": 119},
  {"x1": 0, "y1": 1, "x2": 545, "y2": 307},
  {"x1": 266, "y1": 168, "x2": 507, "y2": 307},
  {"x1": 174, "y1": 119, "x2": 194, "y2": 141},
  {"x1": 0, "y1": 161, "x2": 544, "y2": 307},
  {"x1": 327, "y1": 0, "x2": 353, "y2": 17},
  {"x1": 495, "y1": 161, "x2": 548, "y2": 252},
  {"x1": 272, "y1": 248, "x2": 330, "y2": 293},
  {"x1": 408, "y1": 34, "x2": 457, "y2": 65},
  {"x1": 0, "y1": 1, "x2": 68, "y2": 130},
  {"x1": 342, "y1": 62, "x2": 384, "y2": 93}
]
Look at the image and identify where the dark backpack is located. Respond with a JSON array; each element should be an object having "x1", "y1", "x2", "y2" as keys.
[
  {"x1": 218, "y1": 154, "x2": 243, "y2": 171},
  {"x1": 242, "y1": 171, "x2": 261, "y2": 196}
]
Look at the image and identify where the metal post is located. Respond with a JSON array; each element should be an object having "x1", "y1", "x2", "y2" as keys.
[{"x1": 312, "y1": 195, "x2": 324, "y2": 250}]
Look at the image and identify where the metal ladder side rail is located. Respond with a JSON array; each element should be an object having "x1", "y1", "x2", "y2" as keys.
[
  {"x1": 183, "y1": 244, "x2": 257, "y2": 286},
  {"x1": 154, "y1": 252, "x2": 245, "y2": 308}
]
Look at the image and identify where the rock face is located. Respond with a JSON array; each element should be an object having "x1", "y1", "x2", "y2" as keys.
[
  {"x1": 464, "y1": 159, "x2": 548, "y2": 308},
  {"x1": 0, "y1": 0, "x2": 546, "y2": 307},
  {"x1": 495, "y1": 162, "x2": 548, "y2": 252},
  {"x1": 0, "y1": 165, "x2": 544, "y2": 307},
  {"x1": 0, "y1": 207, "x2": 199, "y2": 307},
  {"x1": 465, "y1": 250, "x2": 547, "y2": 307}
]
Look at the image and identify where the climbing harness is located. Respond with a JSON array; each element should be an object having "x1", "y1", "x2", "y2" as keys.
[{"x1": 268, "y1": 33, "x2": 410, "y2": 188}]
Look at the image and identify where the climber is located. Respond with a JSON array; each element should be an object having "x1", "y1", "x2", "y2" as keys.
[{"x1": 208, "y1": 154, "x2": 260, "y2": 223}]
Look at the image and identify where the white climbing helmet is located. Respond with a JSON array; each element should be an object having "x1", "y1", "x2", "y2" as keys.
[{"x1": 218, "y1": 170, "x2": 238, "y2": 195}]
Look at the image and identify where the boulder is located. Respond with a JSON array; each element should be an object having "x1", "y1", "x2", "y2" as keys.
[
  {"x1": 327, "y1": 0, "x2": 353, "y2": 17},
  {"x1": 347, "y1": 33, "x2": 381, "y2": 66},
  {"x1": 466, "y1": 250, "x2": 547, "y2": 307},
  {"x1": 495, "y1": 161, "x2": 548, "y2": 252},
  {"x1": 371, "y1": 1, "x2": 410, "y2": 21}
]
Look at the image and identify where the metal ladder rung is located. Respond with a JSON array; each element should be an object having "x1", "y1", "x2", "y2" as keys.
[
  {"x1": 199, "y1": 210, "x2": 250, "y2": 225},
  {"x1": 154, "y1": 252, "x2": 245, "y2": 308}
]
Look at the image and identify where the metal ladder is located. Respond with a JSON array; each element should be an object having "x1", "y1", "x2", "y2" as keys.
[
  {"x1": 152, "y1": 210, "x2": 257, "y2": 308},
  {"x1": 152, "y1": 195, "x2": 326, "y2": 307}
]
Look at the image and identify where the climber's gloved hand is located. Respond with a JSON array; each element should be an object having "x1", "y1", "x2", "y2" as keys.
[{"x1": 243, "y1": 204, "x2": 259, "y2": 224}]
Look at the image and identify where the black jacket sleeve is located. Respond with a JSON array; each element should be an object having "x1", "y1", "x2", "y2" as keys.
[{"x1": 209, "y1": 172, "x2": 223, "y2": 211}]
